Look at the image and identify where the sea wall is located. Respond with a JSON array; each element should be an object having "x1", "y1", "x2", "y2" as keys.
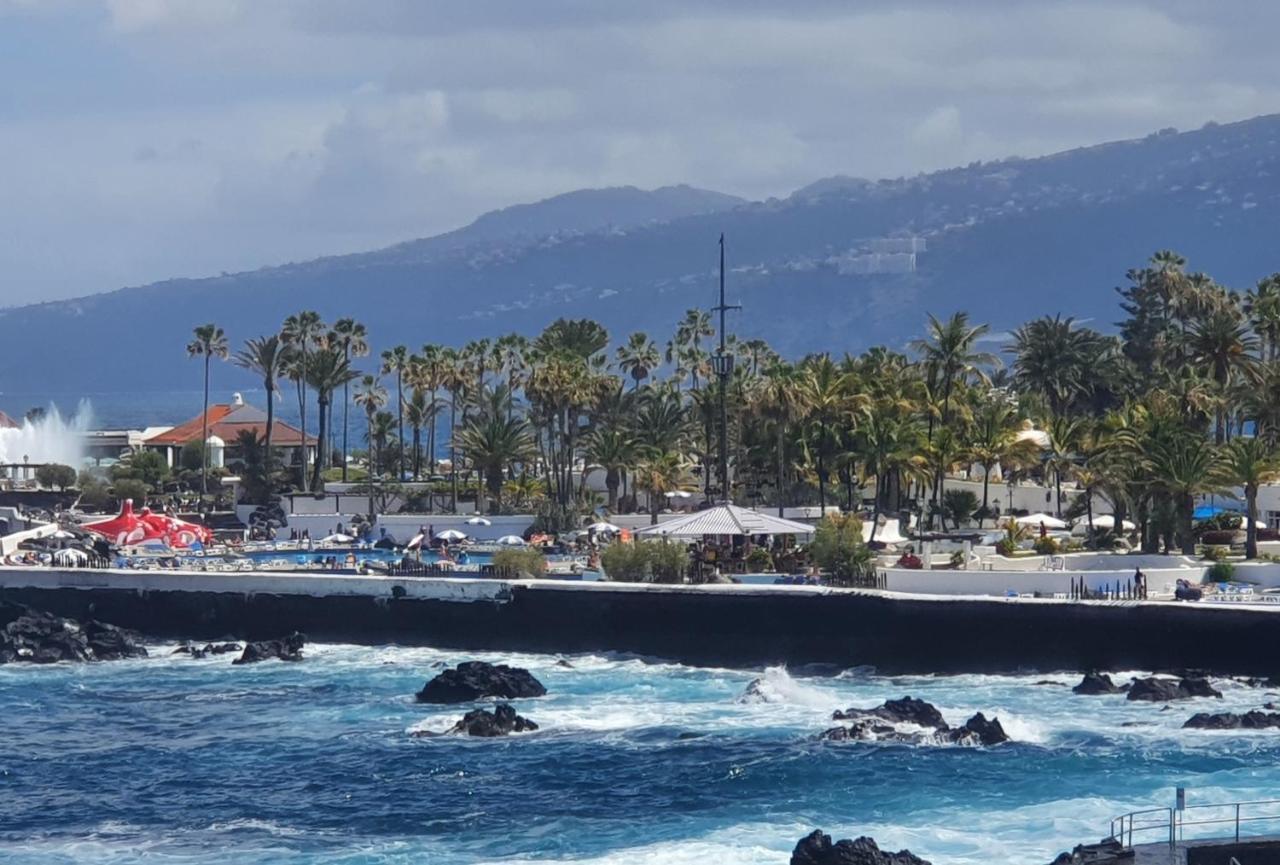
[
  {"x1": 4, "y1": 567, "x2": 1280, "y2": 675},
  {"x1": 880, "y1": 566, "x2": 1202, "y2": 597}
]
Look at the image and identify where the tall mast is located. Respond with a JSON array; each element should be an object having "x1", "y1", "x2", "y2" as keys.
[{"x1": 712, "y1": 233, "x2": 740, "y2": 503}]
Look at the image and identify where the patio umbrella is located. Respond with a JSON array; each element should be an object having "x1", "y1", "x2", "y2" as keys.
[
  {"x1": 1074, "y1": 514, "x2": 1136, "y2": 533},
  {"x1": 53, "y1": 547, "x2": 88, "y2": 564},
  {"x1": 435, "y1": 529, "x2": 467, "y2": 541},
  {"x1": 320, "y1": 532, "x2": 355, "y2": 544},
  {"x1": 406, "y1": 533, "x2": 426, "y2": 549},
  {"x1": 1012, "y1": 513, "x2": 1067, "y2": 530},
  {"x1": 496, "y1": 535, "x2": 527, "y2": 546},
  {"x1": 586, "y1": 521, "x2": 622, "y2": 534},
  {"x1": 466, "y1": 517, "x2": 492, "y2": 526},
  {"x1": 51, "y1": 530, "x2": 77, "y2": 539}
]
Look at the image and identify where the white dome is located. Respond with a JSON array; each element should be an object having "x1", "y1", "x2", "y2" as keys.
[{"x1": 205, "y1": 435, "x2": 225, "y2": 447}]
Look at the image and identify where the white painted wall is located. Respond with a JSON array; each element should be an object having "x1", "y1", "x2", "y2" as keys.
[{"x1": 880, "y1": 565, "x2": 1202, "y2": 598}]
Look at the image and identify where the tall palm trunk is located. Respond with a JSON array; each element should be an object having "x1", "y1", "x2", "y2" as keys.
[
  {"x1": 979, "y1": 466, "x2": 991, "y2": 528},
  {"x1": 449, "y1": 391, "x2": 458, "y2": 513},
  {"x1": 1180, "y1": 493, "x2": 1196, "y2": 556},
  {"x1": 296, "y1": 359, "x2": 308, "y2": 492},
  {"x1": 341, "y1": 349, "x2": 350, "y2": 483},
  {"x1": 776, "y1": 425, "x2": 786, "y2": 517},
  {"x1": 1247, "y1": 485, "x2": 1260, "y2": 560},
  {"x1": 200, "y1": 353, "x2": 210, "y2": 495},
  {"x1": 263, "y1": 377, "x2": 274, "y2": 480},
  {"x1": 396, "y1": 370, "x2": 405, "y2": 480},
  {"x1": 428, "y1": 387, "x2": 438, "y2": 477},
  {"x1": 311, "y1": 394, "x2": 330, "y2": 492}
]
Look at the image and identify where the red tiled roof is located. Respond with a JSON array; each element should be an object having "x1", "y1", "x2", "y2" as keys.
[{"x1": 145, "y1": 403, "x2": 315, "y2": 447}]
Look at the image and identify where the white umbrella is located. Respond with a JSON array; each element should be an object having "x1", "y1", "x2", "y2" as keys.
[
  {"x1": 1239, "y1": 516, "x2": 1268, "y2": 530},
  {"x1": 51, "y1": 530, "x2": 77, "y2": 539},
  {"x1": 466, "y1": 517, "x2": 492, "y2": 526},
  {"x1": 1012, "y1": 513, "x2": 1067, "y2": 530},
  {"x1": 53, "y1": 548, "x2": 88, "y2": 564},
  {"x1": 406, "y1": 533, "x2": 426, "y2": 549},
  {"x1": 436, "y1": 529, "x2": 468, "y2": 541},
  {"x1": 664, "y1": 491, "x2": 693, "y2": 499},
  {"x1": 586, "y1": 521, "x2": 622, "y2": 534},
  {"x1": 496, "y1": 535, "x2": 527, "y2": 546},
  {"x1": 1075, "y1": 514, "x2": 1136, "y2": 533},
  {"x1": 320, "y1": 532, "x2": 355, "y2": 544}
]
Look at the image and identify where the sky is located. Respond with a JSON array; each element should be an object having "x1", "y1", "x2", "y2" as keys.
[{"x1": 2, "y1": 0, "x2": 1279, "y2": 307}]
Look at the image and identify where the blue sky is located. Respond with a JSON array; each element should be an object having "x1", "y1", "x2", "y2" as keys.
[{"x1": 2, "y1": 0, "x2": 1278, "y2": 306}]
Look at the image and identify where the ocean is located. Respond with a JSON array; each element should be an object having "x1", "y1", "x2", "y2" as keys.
[{"x1": 3, "y1": 645, "x2": 1279, "y2": 864}]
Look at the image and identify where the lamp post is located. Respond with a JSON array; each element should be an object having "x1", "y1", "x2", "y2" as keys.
[{"x1": 712, "y1": 234, "x2": 740, "y2": 504}]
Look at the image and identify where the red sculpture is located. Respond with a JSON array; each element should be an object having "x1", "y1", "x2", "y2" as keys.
[{"x1": 83, "y1": 500, "x2": 213, "y2": 548}]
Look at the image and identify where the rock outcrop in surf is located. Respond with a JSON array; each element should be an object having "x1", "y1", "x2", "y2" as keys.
[
  {"x1": 1183, "y1": 710, "x2": 1280, "y2": 729},
  {"x1": 821, "y1": 696, "x2": 1009, "y2": 746},
  {"x1": 1127, "y1": 676, "x2": 1221, "y2": 701},
  {"x1": 1073, "y1": 671, "x2": 1124, "y2": 694},
  {"x1": 0, "y1": 602, "x2": 147, "y2": 663},
  {"x1": 791, "y1": 829, "x2": 931, "y2": 865},
  {"x1": 173, "y1": 642, "x2": 242, "y2": 659},
  {"x1": 415, "y1": 661, "x2": 547, "y2": 703},
  {"x1": 233, "y1": 632, "x2": 305, "y2": 664}
]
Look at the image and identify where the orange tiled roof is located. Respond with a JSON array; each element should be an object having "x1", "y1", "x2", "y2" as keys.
[{"x1": 145, "y1": 403, "x2": 315, "y2": 447}]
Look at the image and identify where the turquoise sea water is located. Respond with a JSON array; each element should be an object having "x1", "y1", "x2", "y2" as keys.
[{"x1": 4, "y1": 646, "x2": 1280, "y2": 864}]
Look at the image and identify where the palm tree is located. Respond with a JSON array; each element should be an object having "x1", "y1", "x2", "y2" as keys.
[
  {"x1": 455, "y1": 386, "x2": 536, "y2": 513},
  {"x1": 369, "y1": 410, "x2": 397, "y2": 479},
  {"x1": 616, "y1": 332, "x2": 662, "y2": 390},
  {"x1": 583, "y1": 426, "x2": 639, "y2": 511},
  {"x1": 403, "y1": 388, "x2": 431, "y2": 479},
  {"x1": 1245, "y1": 274, "x2": 1280, "y2": 361},
  {"x1": 281, "y1": 311, "x2": 325, "y2": 490},
  {"x1": 353, "y1": 374, "x2": 388, "y2": 477},
  {"x1": 329, "y1": 318, "x2": 369, "y2": 482},
  {"x1": 233, "y1": 335, "x2": 286, "y2": 475},
  {"x1": 1043, "y1": 414, "x2": 1086, "y2": 518},
  {"x1": 755, "y1": 362, "x2": 810, "y2": 515},
  {"x1": 1223, "y1": 437, "x2": 1280, "y2": 559},
  {"x1": 633, "y1": 451, "x2": 693, "y2": 524},
  {"x1": 439, "y1": 348, "x2": 469, "y2": 512},
  {"x1": 1188, "y1": 304, "x2": 1259, "y2": 443},
  {"x1": 186, "y1": 323, "x2": 229, "y2": 495},
  {"x1": 965, "y1": 393, "x2": 1038, "y2": 526},
  {"x1": 1146, "y1": 431, "x2": 1228, "y2": 555},
  {"x1": 798, "y1": 356, "x2": 864, "y2": 515},
  {"x1": 305, "y1": 347, "x2": 359, "y2": 491},
  {"x1": 381, "y1": 345, "x2": 411, "y2": 479},
  {"x1": 1009, "y1": 316, "x2": 1111, "y2": 417}
]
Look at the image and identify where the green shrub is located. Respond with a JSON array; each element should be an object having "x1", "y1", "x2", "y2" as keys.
[
  {"x1": 1033, "y1": 536, "x2": 1060, "y2": 555},
  {"x1": 1205, "y1": 561, "x2": 1236, "y2": 583},
  {"x1": 809, "y1": 513, "x2": 874, "y2": 587},
  {"x1": 36, "y1": 463, "x2": 77, "y2": 491},
  {"x1": 746, "y1": 547, "x2": 774, "y2": 572},
  {"x1": 949, "y1": 550, "x2": 966, "y2": 568},
  {"x1": 111, "y1": 477, "x2": 151, "y2": 507},
  {"x1": 1202, "y1": 545, "x2": 1229, "y2": 563},
  {"x1": 599, "y1": 541, "x2": 689, "y2": 583},
  {"x1": 492, "y1": 547, "x2": 547, "y2": 578},
  {"x1": 995, "y1": 521, "x2": 1030, "y2": 557}
]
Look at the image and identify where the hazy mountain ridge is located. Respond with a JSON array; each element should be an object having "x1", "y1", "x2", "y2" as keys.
[{"x1": 6, "y1": 114, "x2": 1280, "y2": 392}]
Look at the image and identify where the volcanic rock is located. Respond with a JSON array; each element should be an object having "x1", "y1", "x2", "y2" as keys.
[
  {"x1": 173, "y1": 642, "x2": 242, "y2": 659},
  {"x1": 948, "y1": 712, "x2": 1009, "y2": 746},
  {"x1": 1127, "y1": 676, "x2": 1222, "y2": 701},
  {"x1": 415, "y1": 661, "x2": 547, "y2": 704},
  {"x1": 445, "y1": 703, "x2": 539, "y2": 737},
  {"x1": 834, "y1": 696, "x2": 946, "y2": 729},
  {"x1": 791, "y1": 830, "x2": 930, "y2": 865},
  {"x1": 1073, "y1": 671, "x2": 1122, "y2": 695},
  {"x1": 232, "y1": 632, "x2": 305, "y2": 664},
  {"x1": 0, "y1": 603, "x2": 146, "y2": 664},
  {"x1": 1183, "y1": 711, "x2": 1280, "y2": 730},
  {"x1": 822, "y1": 697, "x2": 1010, "y2": 746}
]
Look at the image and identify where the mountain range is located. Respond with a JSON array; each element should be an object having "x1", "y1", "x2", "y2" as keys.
[{"x1": 6, "y1": 113, "x2": 1280, "y2": 392}]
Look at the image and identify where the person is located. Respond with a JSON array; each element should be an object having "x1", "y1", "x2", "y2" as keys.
[{"x1": 1133, "y1": 566, "x2": 1146, "y2": 600}]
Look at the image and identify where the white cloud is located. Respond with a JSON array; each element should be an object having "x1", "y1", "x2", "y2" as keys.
[{"x1": 0, "y1": 0, "x2": 1279, "y2": 305}]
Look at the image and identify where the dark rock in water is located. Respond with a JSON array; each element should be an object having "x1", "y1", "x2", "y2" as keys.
[
  {"x1": 411, "y1": 703, "x2": 539, "y2": 737},
  {"x1": 442, "y1": 703, "x2": 539, "y2": 737},
  {"x1": 1241, "y1": 676, "x2": 1280, "y2": 689},
  {"x1": 1034, "y1": 680, "x2": 1066, "y2": 687},
  {"x1": 948, "y1": 712, "x2": 1009, "y2": 746},
  {"x1": 415, "y1": 661, "x2": 547, "y2": 704},
  {"x1": 1127, "y1": 676, "x2": 1222, "y2": 701},
  {"x1": 834, "y1": 696, "x2": 946, "y2": 729},
  {"x1": 232, "y1": 633, "x2": 305, "y2": 664},
  {"x1": 791, "y1": 829, "x2": 930, "y2": 865},
  {"x1": 739, "y1": 677, "x2": 772, "y2": 703},
  {"x1": 1183, "y1": 711, "x2": 1280, "y2": 730},
  {"x1": 0, "y1": 603, "x2": 146, "y2": 664},
  {"x1": 823, "y1": 697, "x2": 1009, "y2": 746},
  {"x1": 174, "y1": 642, "x2": 242, "y2": 659},
  {"x1": 1073, "y1": 671, "x2": 1122, "y2": 695},
  {"x1": 555, "y1": 659, "x2": 574, "y2": 669}
]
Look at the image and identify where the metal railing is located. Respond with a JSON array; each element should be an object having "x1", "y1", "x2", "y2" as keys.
[{"x1": 1109, "y1": 799, "x2": 1280, "y2": 849}]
